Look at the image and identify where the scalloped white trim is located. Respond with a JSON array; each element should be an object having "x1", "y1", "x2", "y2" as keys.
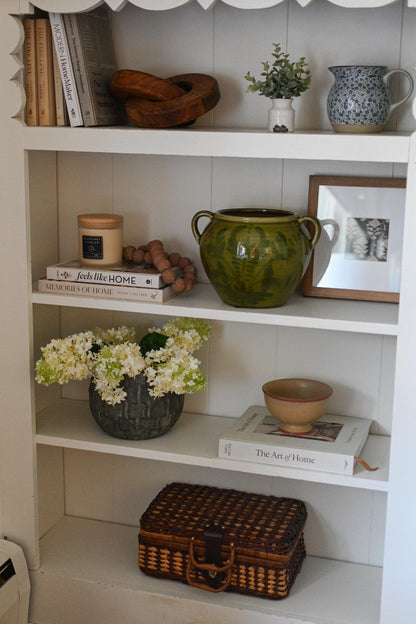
[
  {"x1": 27, "y1": 0, "x2": 410, "y2": 12},
  {"x1": 221, "y1": 0, "x2": 286, "y2": 7},
  {"x1": 322, "y1": 0, "x2": 397, "y2": 7}
]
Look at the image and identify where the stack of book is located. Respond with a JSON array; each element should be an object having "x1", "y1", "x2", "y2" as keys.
[
  {"x1": 218, "y1": 406, "x2": 374, "y2": 475},
  {"x1": 23, "y1": 7, "x2": 124, "y2": 127},
  {"x1": 38, "y1": 259, "x2": 183, "y2": 303}
]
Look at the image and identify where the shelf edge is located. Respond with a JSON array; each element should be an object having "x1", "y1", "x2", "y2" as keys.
[
  {"x1": 36, "y1": 403, "x2": 390, "y2": 492},
  {"x1": 22, "y1": 127, "x2": 412, "y2": 163},
  {"x1": 32, "y1": 290, "x2": 399, "y2": 336}
]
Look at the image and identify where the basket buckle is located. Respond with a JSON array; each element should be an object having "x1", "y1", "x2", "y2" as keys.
[
  {"x1": 203, "y1": 522, "x2": 225, "y2": 578},
  {"x1": 186, "y1": 522, "x2": 235, "y2": 593}
]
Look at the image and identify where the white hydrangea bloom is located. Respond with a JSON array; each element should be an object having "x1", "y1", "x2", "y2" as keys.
[{"x1": 35, "y1": 318, "x2": 211, "y2": 405}]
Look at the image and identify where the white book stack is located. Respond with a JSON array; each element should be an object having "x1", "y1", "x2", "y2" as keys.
[{"x1": 39, "y1": 258, "x2": 184, "y2": 303}]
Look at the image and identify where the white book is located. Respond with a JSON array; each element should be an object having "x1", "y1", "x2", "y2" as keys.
[
  {"x1": 38, "y1": 278, "x2": 178, "y2": 303},
  {"x1": 64, "y1": 7, "x2": 124, "y2": 127},
  {"x1": 218, "y1": 406, "x2": 373, "y2": 475},
  {"x1": 46, "y1": 259, "x2": 182, "y2": 289},
  {"x1": 52, "y1": 40, "x2": 68, "y2": 126},
  {"x1": 49, "y1": 12, "x2": 83, "y2": 127}
]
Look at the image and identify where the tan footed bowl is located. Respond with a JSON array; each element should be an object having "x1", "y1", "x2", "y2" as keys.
[{"x1": 262, "y1": 378, "x2": 333, "y2": 434}]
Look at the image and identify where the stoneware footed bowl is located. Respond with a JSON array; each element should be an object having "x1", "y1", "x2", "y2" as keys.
[{"x1": 262, "y1": 378, "x2": 333, "y2": 434}]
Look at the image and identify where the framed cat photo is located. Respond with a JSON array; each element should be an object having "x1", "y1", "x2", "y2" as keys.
[{"x1": 302, "y1": 175, "x2": 406, "y2": 303}]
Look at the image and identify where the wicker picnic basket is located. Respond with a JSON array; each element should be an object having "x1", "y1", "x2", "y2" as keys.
[{"x1": 138, "y1": 482, "x2": 307, "y2": 599}]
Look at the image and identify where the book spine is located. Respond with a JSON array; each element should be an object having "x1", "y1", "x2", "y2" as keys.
[
  {"x1": 48, "y1": 12, "x2": 83, "y2": 127},
  {"x1": 63, "y1": 13, "x2": 95, "y2": 126},
  {"x1": 51, "y1": 40, "x2": 67, "y2": 126},
  {"x1": 38, "y1": 279, "x2": 176, "y2": 303},
  {"x1": 46, "y1": 265, "x2": 164, "y2": 288},
  {"x1": 23, "y1": 19, "x2": 38, "y2": 126},
  {"x1": 63, "y1": 8, "x2": 123, "y2": 127},
  {"x1": 35, "y1": 19, "x2": 56, "y2": 126},
  {"x1": 218, "y1": 438, "x2": 355, "y2": 475}
]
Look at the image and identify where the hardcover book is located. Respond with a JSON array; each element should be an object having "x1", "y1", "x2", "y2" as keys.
[
  {"x1": 51, "y1": 41, "x2": 68, "y2": 126},
  {"x1": 38, "y1": 278, "x2": 178, "y2": 303},
  {"x1": 35, "y1": 18, "x2": 56, "y2": 126},
  {"x1": 218, "y1": 406, "x2": 373, "y2": 475},
  {"x1": 23, "y1": 18, "x2": 38, "y2": 126},
  {"x1": 46, "y1": 259, "x2": 182, "y2": 289},
  {"x1": 49, "y1": 12, "x2": 83, "y2": 127},
  {"x1": 63, "y1": 7, "x2": 124, "y2": 127}
]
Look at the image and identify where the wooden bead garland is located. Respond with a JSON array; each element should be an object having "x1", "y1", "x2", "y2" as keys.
[{"x1": 123, "y1": 240, "x2": 197, "y2": 293}]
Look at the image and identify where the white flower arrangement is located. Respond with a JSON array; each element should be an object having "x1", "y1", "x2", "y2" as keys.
[{"x1": 35, "y1": 318, "x2": 211, "y2": 405}]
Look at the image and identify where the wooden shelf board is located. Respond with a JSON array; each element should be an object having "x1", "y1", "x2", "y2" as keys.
[
  {"x1": 23, "y1": 126, "x2": 411, "y2": 162},
  {"x1": 32, "y1": 284, "x2": 399, "y2": 335},
  {"x1": 29, "y1": 515, "x2": 382, "y2": 624},
  {"x1": 36, "y1": 401, "x2": 390, "y2": 491}
]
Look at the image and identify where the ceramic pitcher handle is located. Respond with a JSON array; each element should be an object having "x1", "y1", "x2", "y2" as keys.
[
  {"x1": 320, "y1": 219, "x2": 340, "y2": 248},
  {"x1": 384, "y1": 69, "x2": 414, "y2": 115},
  {"x1": 192, "y1": 210, "x2": 214, "y2": 244},
  {"x1": 298, "y1": 216, "x2": 321, "y2": 249}
]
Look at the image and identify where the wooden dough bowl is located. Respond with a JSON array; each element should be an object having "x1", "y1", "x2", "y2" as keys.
[{"x1": 110, "y1": 70, "x2": 221, "y2": 128}]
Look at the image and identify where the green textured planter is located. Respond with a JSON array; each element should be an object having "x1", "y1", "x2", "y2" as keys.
[
  {"x1": 89, "y1": 375, "x2": 184, "y2": 440},
  {"x1": 192, "y1": 208, "x2": 321, "y2": 308}
]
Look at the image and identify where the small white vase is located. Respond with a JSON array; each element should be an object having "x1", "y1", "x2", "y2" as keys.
[{"x1": 268, "y1": 98, "x2": 295, "y2": 132}]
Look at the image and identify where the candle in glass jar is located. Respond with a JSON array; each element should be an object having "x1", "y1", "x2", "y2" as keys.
[{"x1": 78, "y1": 213, "x2": 123, "y2": 267}]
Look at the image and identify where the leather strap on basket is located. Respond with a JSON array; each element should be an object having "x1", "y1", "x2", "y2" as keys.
[{"x1": 186, "y1": 536, "x2": 235, "y2": 593}]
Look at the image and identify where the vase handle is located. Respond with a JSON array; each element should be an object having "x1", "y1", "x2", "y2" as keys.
[
  {"x1": 191, "y1": 210, "x2": 215, "y2": 245},
  {"x1": 298, "y1": 215, "x2": 321, "y2": 249},
  {"x1": 384, "y1": 69, "x2": 414, "y2": 117}
]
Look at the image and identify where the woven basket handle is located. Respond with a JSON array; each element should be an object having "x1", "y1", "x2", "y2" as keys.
[{"x1": 186, "y1": 537, "x2": 235, "y2": 593}]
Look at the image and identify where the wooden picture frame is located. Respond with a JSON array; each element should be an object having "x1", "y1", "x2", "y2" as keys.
[{"x1": 302, "y1": 175, "x2": 406, "y2": 303}]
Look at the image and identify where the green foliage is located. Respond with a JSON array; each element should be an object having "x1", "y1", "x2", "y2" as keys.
[
  {"x1": 245, "y1": 43, "x2": 311, "y2": 99},
  {"x1": 139, "y1": 332, "x2": 168, "y2": 356}
]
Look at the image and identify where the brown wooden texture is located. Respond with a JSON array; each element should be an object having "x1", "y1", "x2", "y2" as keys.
[
  {"x1": 109, "y1": 69, "x2": 185, "y2": 102},
  {"x1": 111, "y1": 71, "x2": 221, "y2": 128}
]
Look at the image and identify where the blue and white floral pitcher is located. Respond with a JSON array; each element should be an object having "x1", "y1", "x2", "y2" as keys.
[{"x1": 327, "y1": 65, "x2": 414, "y2": 133}]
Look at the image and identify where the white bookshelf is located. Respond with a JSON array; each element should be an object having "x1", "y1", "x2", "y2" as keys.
[
  {"x1": 1, "y1": 1, "x2": 416, "y2": 624},
  {"x1": 29, "y1": 515, "x2": 383, "y2": 624},
  {"x1": 23, "y1": 126, "x2": 412, "y2": 161},
  {"x1": 36, "y1": 401, "x2": 390, "y2": 491},
  {"x1": 33, "y1": 286, "x2": 399, "y2": 334}
]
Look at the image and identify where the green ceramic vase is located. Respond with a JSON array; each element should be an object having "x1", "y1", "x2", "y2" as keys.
[{"x1": 192, "y1": 208, "x2": 321, "y2": 308}]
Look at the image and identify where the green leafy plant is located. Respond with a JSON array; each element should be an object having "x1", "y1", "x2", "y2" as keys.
[
  {"x1": 35, "y1": 318, "x2": 211, "y2": 405},
  {"x1": 245, "y1": 43, "x2": 311, "y2": 99}
]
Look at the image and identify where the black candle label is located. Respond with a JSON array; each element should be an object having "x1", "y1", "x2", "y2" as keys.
[{"x1": 82, "y1": 235, "x2": 103, "y2": 260}]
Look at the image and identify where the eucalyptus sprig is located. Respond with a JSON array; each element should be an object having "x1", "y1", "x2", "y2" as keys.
[{"x1": 245, "y1": 43, "x2": 311, "y2": 99}]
